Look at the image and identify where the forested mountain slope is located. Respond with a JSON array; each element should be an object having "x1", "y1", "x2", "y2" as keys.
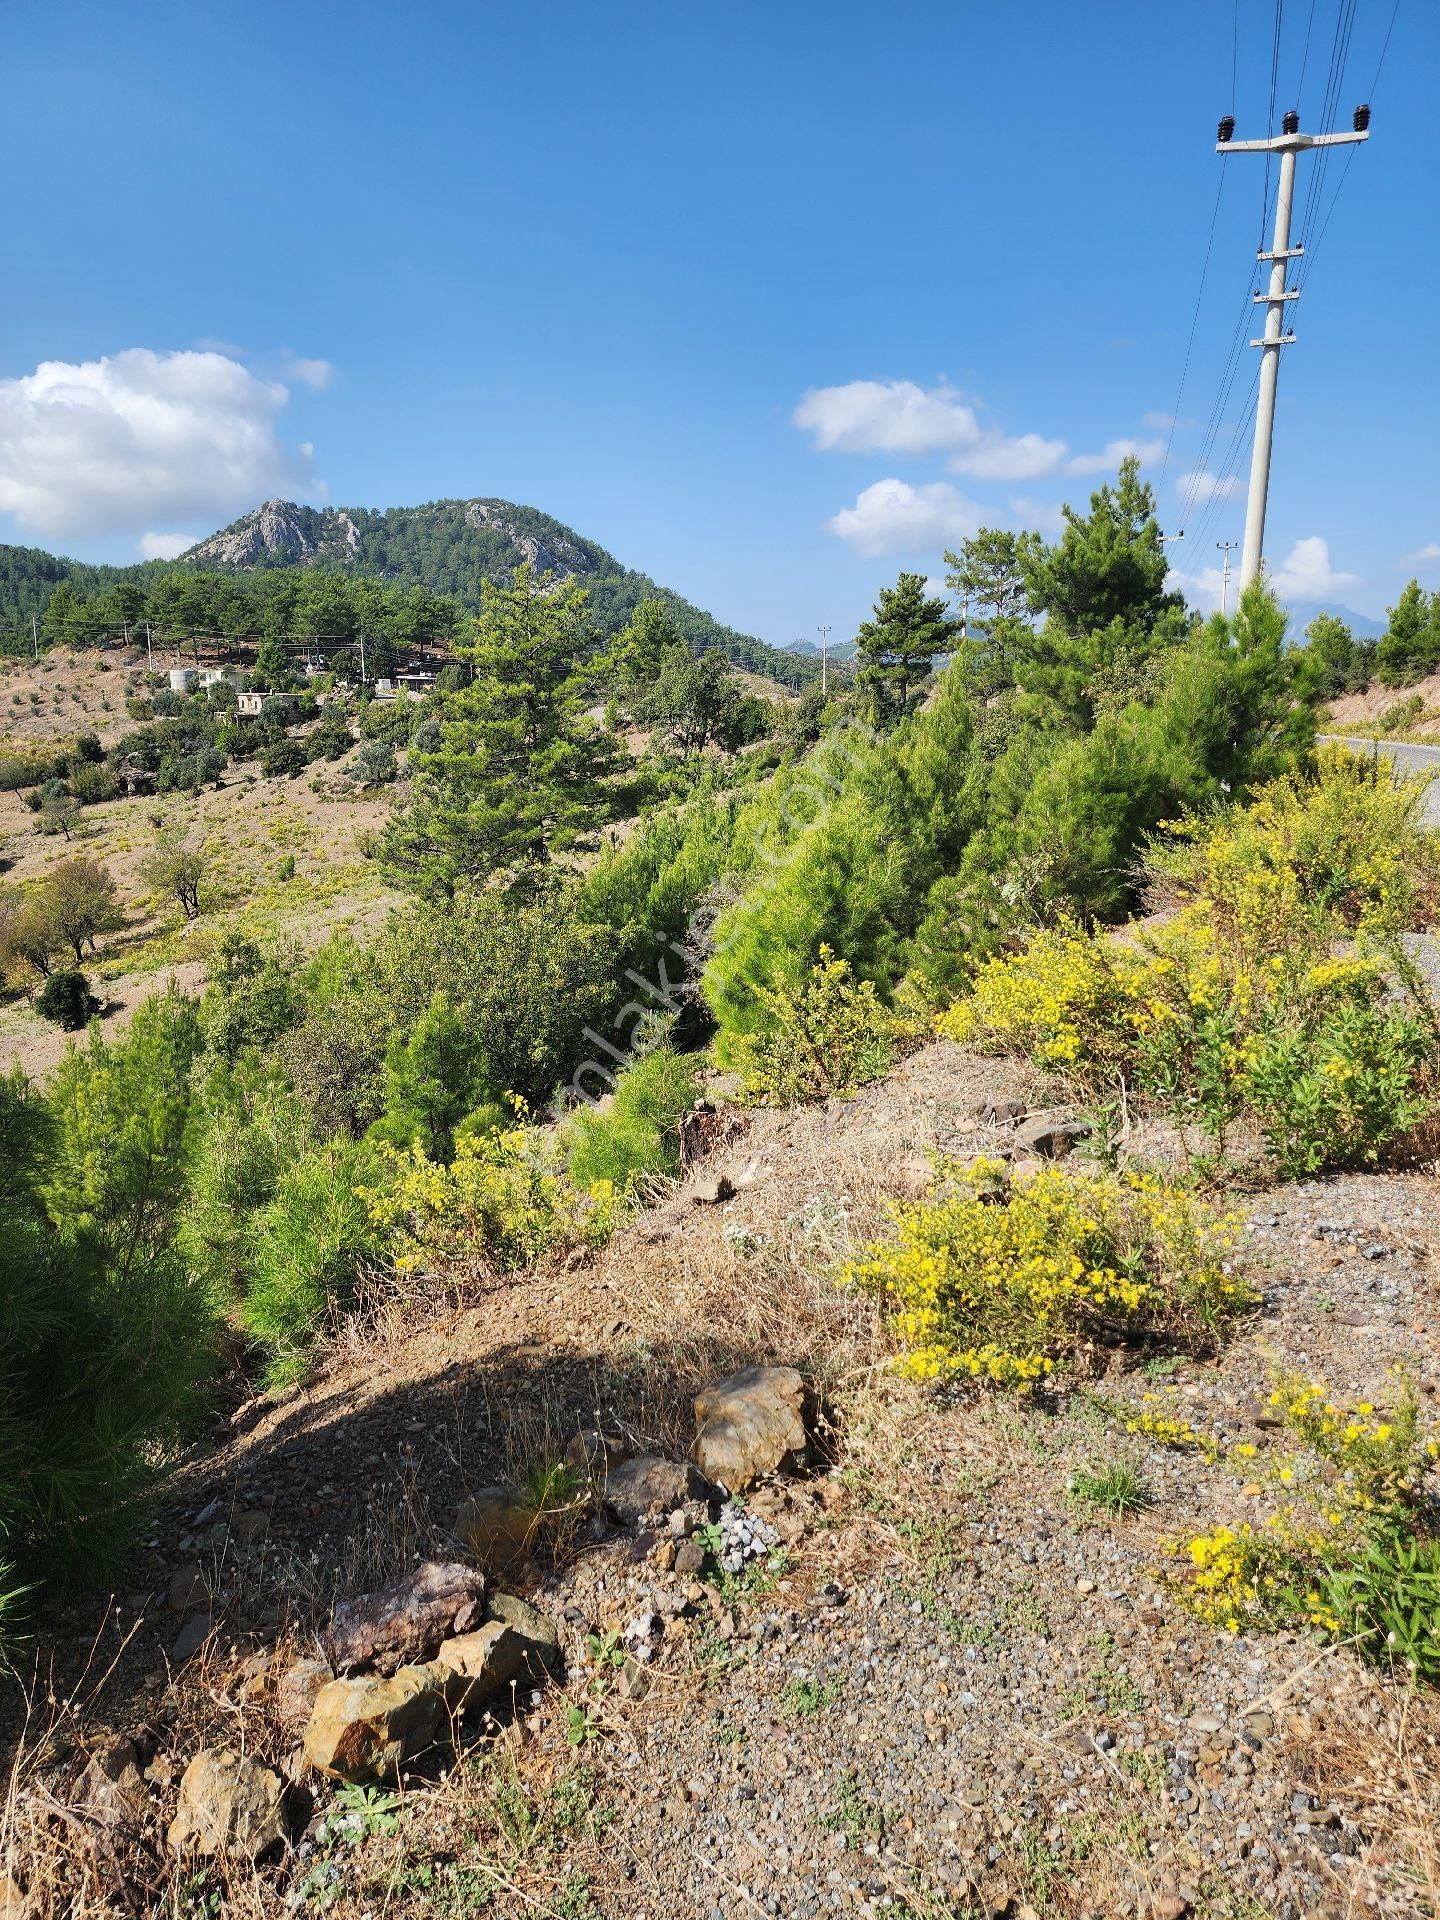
[{"x1": 0, "y1": 497, "x2": 815, "y2": 684}]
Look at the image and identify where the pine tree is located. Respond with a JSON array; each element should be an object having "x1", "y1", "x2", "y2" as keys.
[
  {"x1": 378, "y1": 565, "x2": 619, "y2": 896},
  {"x1": 1375, "y1": 581, "x2": 1435, "y2": 688},
  {"x1": 853, "y1": 573, "x2": 956, "y2": 725}
]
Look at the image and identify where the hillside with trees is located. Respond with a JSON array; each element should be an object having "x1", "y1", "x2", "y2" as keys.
[
  {"x1": 0, "y1": 496, "x2": 818, "y2": 687},
  {"x1": 5, "y1": 464, "x2": 1440, "y2": 1918}
]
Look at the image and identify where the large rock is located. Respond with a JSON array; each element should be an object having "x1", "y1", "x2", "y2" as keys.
[
  {"x1": 453, "y1": 1487, "x2": 537, "y2": 1576},
  {"x1": 1016, "y1": 1115, "x2": 1091, "y2": 1159},
  {"x1": 326, "y1": 1561, "x2": 486, "y2": 1676},
  {"x1": 167, "y1": 1749, "x2": 286, "y2": 1859},
  {"x1": 693, "y1": 1365, "x2": 807, "y2": 1491},
  {"x1": 302, "y1": 1664, "x2": 449, "y2": 1782},
  {"x1": 603, "y1": 1455, "x2": 710, "y2": 1526},
  {"x1": 433, "y1": 1623, "x2": 525, "y2": 1707}
]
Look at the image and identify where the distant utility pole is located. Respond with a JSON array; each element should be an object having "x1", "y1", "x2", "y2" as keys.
[
  {"x1": 816, "y1": 625, "x2": 830, "y2": 698},
  {"x1": 1216, "y1": 540, "x2": 1239, "y2": 617},
  {"x1": 144, "y1": 620, "x2": 153, "y2": 671},
  {"x1": 31, "y1": 614, "x2": 39, "y2": 660},
  {"x1": 1216, "y1": 103, "x2": 1371, "y2": 591}
]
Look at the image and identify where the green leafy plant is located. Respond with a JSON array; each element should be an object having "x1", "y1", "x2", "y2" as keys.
[
  {"x1": 1066, "y1": 1459, "x2": 1151, "y2": 1518},
  {"x1": 736, "y1": 946, "x2": 895, "y2": 1104}
]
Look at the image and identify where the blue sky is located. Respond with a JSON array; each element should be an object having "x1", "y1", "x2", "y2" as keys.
[{"x1": 3, "y1": 0, "x2": 1435, "y2": 639}]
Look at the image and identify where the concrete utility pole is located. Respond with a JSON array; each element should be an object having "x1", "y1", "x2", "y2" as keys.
[
  {"x1": 816, "y1": 625, "x2": 830, "y2": 698},
  {"x1": 1216, "y1": 104, "x2": 1370, "y2": 591},
  {"x1": 1216, "y1": 539, "x2": 1238, "y2": 617},
  {"x1": 31, "y1": 614, "x2": 39, "y2": 660}
]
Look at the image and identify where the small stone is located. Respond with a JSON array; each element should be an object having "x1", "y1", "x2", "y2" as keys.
[
  {"x1": 167, "y1": 1750, "x2": 286, "y2": 1859},
  {"x1": 453, "y1": 1490, "x2": 536, "y2": 1578},
  {"x1": 167, "y1": 1564, "x2": 207, "y2": 1612},
  {"x1": 1152, "y1": 1896, "x2": 1190, "y2": 1920},
  {"x1": 1359, "y1": 1243, "x2": 1392, "y2": 1261},
  {"x1": 976, "y1": 1098, "x2": 1026, "y2": 1125},
  {"x1": 327, "y1": 1561, "x2": 488, "y2": 1676},
  {"x1": 171, "y1": 1613, "x2": 213, "y2": 1665},
  {"x1": 485, "y1": 1592, "x2": 563, "y2": 1677},
  {"x1": 617, "y1": 1656, "x2": 651, "y2": 1702},
  {"x1": 230, "y1": 1510, "x2": 269, "y2": 1546},
  {"x1": 73, "y1": 1734, "x2": 148, "y2": 1830},
  {"x1": 687, "y1": 1171, "x2": 735, "y2": 1206},
  {"x1": 604, "y1": 1455, "x2": 710, "y2": 1526},
  {"x1": 1016, "y1": 1116, "x2": 1092, "y2": 1159},
  {"x1": 433, "y1": 1623, "x2": 526, "y2": 1706},
  {"x1": 673, "y1": 1537, "x2": 705, "y2": 1579},
  {"x1": 277, "y1": 1657, "x2": 334, "y2": 1728},
  {"x1": 562, "y1": 1429, "x2": 629, "y2": 1480}
]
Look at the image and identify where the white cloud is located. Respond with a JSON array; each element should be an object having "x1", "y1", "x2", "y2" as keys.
[
  {"x1": 826, "y1": 478, "x2": 983, "y2": 557},
  {"x1": 948, "y1": 431, "x2": 1069, "y2": 482},
  {"x1": 1177, "y1": 469, "x2": 1239, "y2": 506},
  {"x1": 1269, "y1": 535, "x2": 1359, "y2": 602},
  {"x1": 794, "y1": 379, "x2": 983, "y2": 455},
  {"x1": 1066, "y1": 436, "x2": 1165, "y2": 476},
  {"x1": 1410, "y1": 542, "x2": 1440, "y2": 566},
  {"x1": 283, "y1": 354, "x2": 336, "y2": 391},
  {"x1": 1141, "y1": 410, "x2": 1174, "y2": 432},
  {"x1": 138, "y1": 530, "x2": 193, "y2": 560},
  {"x1": 1009, "y1": 496, "x2": 1066, "y2": 536},
  {"x1": 0, "y1": 347, "x2": 320, "y2": 542},
  {"x1": 1166, "y1": 563, "x2": 1228, "y2": 613}
]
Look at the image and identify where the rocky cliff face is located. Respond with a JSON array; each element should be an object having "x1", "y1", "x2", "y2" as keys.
[{"x1": 183, "y1": 500, "x2": 356, "y2": 568}]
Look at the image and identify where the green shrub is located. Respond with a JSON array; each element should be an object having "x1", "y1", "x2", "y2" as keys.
[
  {"x1": 242, "y1": 1140, "x2": 384, "y2": 1384},
  {"x1": 562, "y1": 1043, "x2": 701, "y2": 1193},
  {"x1": 734, "y1": 947, "x2": 895, "y2": 1104},
  {"x1": 260, "y1": 737, "x2": 307, "y2": 780},
  {"x1": 34, "y1": 968, "x2": 98, "y2": 1029}
]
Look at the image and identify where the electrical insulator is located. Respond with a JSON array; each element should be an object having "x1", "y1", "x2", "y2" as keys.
[
  {"x1": 1353, "y1": 103, "x2": 1371, "y2": 131},
  {"x1": 1282, "y1": 109, "x2": 1300, "y2": 135},
  {"x1": 1217, "y1": 115, "x2": 1236, "y2": 143}
]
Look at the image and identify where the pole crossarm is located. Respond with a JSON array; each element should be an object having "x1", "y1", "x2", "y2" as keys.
[{"x1": 1216, "y1": 130, "x2": 1369, "y2": 154}]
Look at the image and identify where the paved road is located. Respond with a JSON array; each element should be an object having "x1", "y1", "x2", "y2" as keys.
[{"x1": 1320, "y1": 735, "x2": 1440, "y2": 825}]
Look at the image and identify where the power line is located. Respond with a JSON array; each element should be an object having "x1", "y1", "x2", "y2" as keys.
[{"x1": 1157, "y1": 169, "x2": 1228, "y2": 492}]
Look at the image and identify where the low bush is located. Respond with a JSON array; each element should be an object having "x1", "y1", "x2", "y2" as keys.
[
  {"x1": 367, "y1": 1108, "x2": 621, "y2": 1286},
  {"x1": 1166, "y1": 1371, "x2": 1440, "y2": 1680},
  {"x1": 562, "y1": 1042, "x2": 702, "y2": 1193},
  {"x1": 938, "y1": 755, "x2": 1440, "y2": 1173},
  {"x1": 734, "y1": 947, "x2": 896, "y2": 1104},
  {"x1": 845, "y1": 1157, "x2": 1250, "y2": 1388},
  {"x1": 35, "y1": 968, "x2": 98, "y2": 1029}
]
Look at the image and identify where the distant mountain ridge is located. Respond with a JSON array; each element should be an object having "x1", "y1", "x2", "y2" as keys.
[{"x1": 0, "y1": 496, "x2": 817, "y2": 684}]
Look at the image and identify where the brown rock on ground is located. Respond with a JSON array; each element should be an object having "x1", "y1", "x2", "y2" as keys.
[
  {"x1": 167, "y1": 1749, "x2": 287, "y2": 1859},
  {"x1": 693, "y1": 1365, "x2": 807, "y2": 1491},
  {"x1": 452, "y1": 1487, "x2": 537, "y2": 1577},
  {"x1": 302, "y1": 1664, "x2": 450, "y2": 1783},
  {"x1": 603, "y1": 1455, "x2": 710, "y2": 1525},
  {"x1": 326, "y1": 1560, "x2": 487, "y2": 1676}
]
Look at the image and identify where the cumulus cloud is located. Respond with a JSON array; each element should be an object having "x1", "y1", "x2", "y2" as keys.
[
  {"x1": 1176, "y1": 469, "x2": 1239, "y2": 506},
  {"x1": 826, "y1": 478, "x2": 984, "y2": 557},
  {"x1": 794, "y1": 379, "x2": 980, "y2": 455},
  {"x1": 1166, "y1": 562, "x2": 1228, "y2": 613},
  {"x1": 948, "y1": 432, "x2": 1069, "y2": 482},
  {"x1": 283, "y1": 354, "x2": 337, "y2": 391},
  {"x1": 1141, "y1": 410, "x2": 1174, "y2": 431},
  {"x1": 0, "y1": 347, "x2": 320, "y2": 542},
  {"x1": 1411, "y1": 542, "x2": 1440, "y2": 566},
  {"x1": 138, "y1": 530, "x2": 194, "y2": 560},
  {"x1": 1066, "y1": 436, "x2": 1165, "y2": 476},
  {"x1": 795, "y1": 378, "x2": 1168, "y2": 491},
  {"x1": 1269, "y1": 535, "x2": 1359, "y2": 602}
]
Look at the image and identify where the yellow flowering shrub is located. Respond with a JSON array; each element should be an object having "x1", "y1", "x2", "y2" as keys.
[
  {"x1": 1165, "y1": 1370, "x2": 1440, "y2": 1674},
  {"x1": 738, "y1": 947, "x2": 896, "y2": 1104},
  {"x1": 937, "y1": 756, "x2": 1440, "y2": 1173},
  {"x1": 366, "y1": 1112, "x2": 623, "y2": 1279},
  {"x1": 844, "y1": 1158, "x2": 1250, "y2": 1388}
]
